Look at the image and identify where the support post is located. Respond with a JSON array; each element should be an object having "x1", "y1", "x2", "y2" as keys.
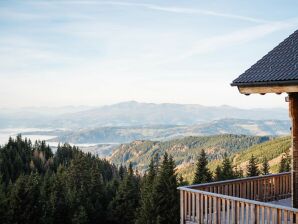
[{"x1": 289, "y1": 93, "x2": 298, "y2": 208}]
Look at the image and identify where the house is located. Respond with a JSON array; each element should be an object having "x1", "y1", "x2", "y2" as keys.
[{"x1": 179, "y1": 29, "x2": 298, "y2": 223}]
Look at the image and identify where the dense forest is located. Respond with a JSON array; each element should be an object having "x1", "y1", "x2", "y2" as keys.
[
  {"x1": 0, "y1": 136, "x2": 180, "y2": 224},
  {"x1": 0, "y1": 135, "x2": 291, "y2": 224}
]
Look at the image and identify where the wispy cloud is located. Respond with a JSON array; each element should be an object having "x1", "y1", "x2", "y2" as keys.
[
  {"x1": 101, "y1": 1, "x2": 269, "y2": 24},
  {"x1": 152, "y1": 18, "x2": 298, "y2": 66},
  {"x1": 1, "y1": 0, "x2": 297, "y2": 108},
  {"x1": 32, "y1": 0, "x2": 269, "y2": 24}
]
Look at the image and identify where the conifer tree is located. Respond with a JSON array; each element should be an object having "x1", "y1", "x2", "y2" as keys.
[
  {"x1": 221, "y1": 154, "x2": 235, "y2": 180},
  {"x1": 152, "y1": 153, "x2": 179, "y2": 224},
  {"x1": 72, "y1": 206, "x2": 88, "y2": 224},
  {"x1": 177, "y1": 174, "x2": 188, "y2": 186},
  {"x1": 279, "y1": 151, "x2": 291, "y2": 172},
  {"x1": 246, "y1": 155, "x2": 260, "y2": 177},
  {"x1": 193, "y1": 149, "x2": 212, "y2": 184},
  {"x1": 119, "y1": 164, "x2": 127, "y2": 181},
  {"x1": 214, "y1": 165, "x2": 222, "y2": 181},
  {"x1": 0, "y1": 177, "x2": 9, "y2": 223},
  {"x1": 234, "y1": 166, "x2": 244, "y2": 178},
  {"x1": 10, "y1": 173, "x2": 43, "y2": 224},
  {"x1": 46, "y1": 170, "x2": 71, "y2": 224},
  {"x1": 261, "y1": 157, "x2": 270, "y2": 175},
  {"x1": 135, "y1": 155, "x2": 159, "y2": 224},
  {"x1": 109, "y1": 162, "x2": 140, "y2": 224}
]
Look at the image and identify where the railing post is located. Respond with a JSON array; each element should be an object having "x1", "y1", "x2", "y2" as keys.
[
  {"x1": 251, "y1": 204, "x2": 256, "y2": 224},
  {"x1": 180, "y1": 190, "x2": 184, "y2": 224}
]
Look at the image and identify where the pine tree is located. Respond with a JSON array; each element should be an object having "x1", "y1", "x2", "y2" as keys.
[
  {"x1": 119, "y1": 164, "x2": 127, "y2": 181},
  {"x1": 246, "y1": 155, "x2": 260, "y2": 177},
  {"x1": 89, "y1": 161, "x2": 106, "y2": 223},
  {"x1": 9, "y1": 173, "x2": 43, "y2": 224},
  {"x1": 177, "y1": 174, "x2": 188, "y2": 186},
  {"x1": 234, "y1": 166, "x2": 244, "y2": 178},
  {"x1": 47, "y1": 168, "x2": 72, "y2": 224},
  {"x1": 214, "y1": 165, "x2": 222, "y2": 181},
  {"x1": 152, "y1": 153, "x2": 179, "y2": 224},
  {"x1": 279, "y1": 151, "x2": 291, "y2": 172},
  {"x1": 221, "y1": 154, "x2": 235, "y2": 180},
  {"x1": 108, "y1": 163, "x2": 140, "y2": 224},
  {"x1": 192, "y1": 150, "x2": 212, "y2": 184},
  {"x1": 261, "y1": 157, "x2": 270, "y2": 175},
  {"x1": 135, "y1": 156, "x2": 159, "y2": 224},
  {"x1": 0, "y1": 177, "x2": 9, "y2": 223},
  {"x1": 72, "y1": 206, "x2": 88, "y2": 224}
]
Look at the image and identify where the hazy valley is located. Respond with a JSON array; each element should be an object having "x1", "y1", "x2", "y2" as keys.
[{"x1": 0, "y1": 102, "x2": 290, "y2": 160}]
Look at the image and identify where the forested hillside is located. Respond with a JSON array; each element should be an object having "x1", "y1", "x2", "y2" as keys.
[
  {"x1": 179, "y1": 136, "x2": 291, "y2": 181},
  {"x1": 109, "y1": 134, "x2": 271, "y2": 172},
  {"x1": 109, "y1": 135, "x2": 292, "y2": 183},
  {"x1": 233, "y1": 136, "x2": 291, "y2": 173},
  {"x1": 0, "y1": 136, "x2": 180, "y2": 224}
]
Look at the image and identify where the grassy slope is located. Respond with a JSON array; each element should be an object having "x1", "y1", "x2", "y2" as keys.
[
  {"x1": 233, "y1": 136, "x2": 291, "y2": 173},
  {"x1": 109, "y1": 134, "x2": 271, "y2": 177},
  {"x1": 178, "y1": 136, "x2": 291, "y2": 183}
]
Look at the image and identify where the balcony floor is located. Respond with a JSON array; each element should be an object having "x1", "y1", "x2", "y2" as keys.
[{"x1": 269, "y1": 197, "x2": 292, "y2": 207}]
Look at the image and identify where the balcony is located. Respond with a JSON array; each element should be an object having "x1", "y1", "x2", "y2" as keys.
[{"x1": 178, "y1": 172, "x2": 298, "y2": 224}]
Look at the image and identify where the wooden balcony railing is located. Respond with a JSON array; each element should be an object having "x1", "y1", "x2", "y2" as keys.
[{"x1": 178, "y1": 172, "x2": 298, "y2": 224}]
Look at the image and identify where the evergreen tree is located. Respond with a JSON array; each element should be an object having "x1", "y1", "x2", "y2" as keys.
[
  {"x1": 246, "y1": 155, "x2": 260, "y2": 177},
  {"x1": 221, "y1": 154, "x2": 235, "y2": 180},
  {"x1": 72, "y1": 206, "x2": 88, "y2": 224},
  {"x1": 279, "y1": 151, "x2": 291, "y2": 172},
  {"x1": 152, "y1": 153, "x2": 179, "y2": 224},
  {"x1": 135, "y1": 155, "x2": 159, "y2": 224},
  {"x1": 177, "y1": 174, "x2": 188, "y2": 186},
  {"x1": 0, "y1": 177, "x2": 9, "y2": 223},
  {"x1": 118, "y1": 164, "x2": 127, "y2": 181},
  {"x1": 261, "y1": 157, "x2": 270, "y2": 175},
  {"x1": 214, "y1": 165, "x2": 222, "y2": 181},
  {"x1": 109, "y1": 163, "x2": 139, "y2": 224},
  {"x1": 9, "y1": 173, "x2": 43, "y2": 224},
  {"x1": 234, "y1": 166, "x2": 244, "y2": 178},
  {"x1": 192, "y1": 150, "x2": 212, "y2": 184},
  {"x1": 89, "y1": 161, "x2": 106, "y2": 223},
  {"x1": 47, "y1": 168, "x2": 72, "y2": 224}
]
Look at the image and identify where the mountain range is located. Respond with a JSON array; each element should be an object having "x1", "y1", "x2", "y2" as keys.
[
  {"x1": 34, "y1": 118, "x2": 289, "y2": 145},
  {"x1": 0, "y1": 101, "x2": 289, "y2": 129}
]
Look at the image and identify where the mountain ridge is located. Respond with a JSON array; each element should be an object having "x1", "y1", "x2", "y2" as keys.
[{"x1": 0, "y1": 101, "x2": 288, "y2": 129}]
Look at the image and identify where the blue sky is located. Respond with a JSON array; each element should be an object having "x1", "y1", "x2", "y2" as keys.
[{"x1": 1, "y1": 0, "x2": 298, "y2": 108}]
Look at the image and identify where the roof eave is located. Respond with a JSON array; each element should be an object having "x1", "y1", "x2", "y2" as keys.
[{"x1": 231, "y1": 80, "x2": 298, "y2": 87}]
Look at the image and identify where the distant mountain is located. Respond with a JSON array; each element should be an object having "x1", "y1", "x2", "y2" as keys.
[
  {"x1": 41, "y1": 119, "x2": 290, "y2": 145},
  {"x1": 188, "y1": 119, "x2": 290, "y2": 136},
  {"x1": 54, "y1": 101, "x2": 289, "y2": 128},
  {"x1": 0, "y1": 106, "x2": 94, "y2": 128},
  {"x1": 0, "y1": 101, "x2": 288, "y2": 129}
]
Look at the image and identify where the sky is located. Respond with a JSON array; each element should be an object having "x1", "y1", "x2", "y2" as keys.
[{"x1": 1, "y1": 0, "x2": 298, "y2": 109}]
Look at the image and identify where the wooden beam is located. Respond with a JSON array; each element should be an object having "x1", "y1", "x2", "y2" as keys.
[
  {"x1": 238, "y1": 85, "x2": 298, "y2": 94},
  {"x1": 289, "y1": 93, "x2": 298, "y2": 208}
]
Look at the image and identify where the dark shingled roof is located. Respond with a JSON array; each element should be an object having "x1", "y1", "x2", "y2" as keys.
[{"x1": 231, "y1": 30, "x2": 298, "y2": 86}]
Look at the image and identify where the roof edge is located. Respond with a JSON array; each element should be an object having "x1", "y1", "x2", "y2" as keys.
[{"x1": 231, "y1": 79, "x2": 298, "y2": 87}]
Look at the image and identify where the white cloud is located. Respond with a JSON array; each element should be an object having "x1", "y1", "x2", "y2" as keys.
[
  {"x1": 53, "y1": 1, "x2": 268, "y2": 24},
  {"x1": 158, "y1": 19, "x2": 298, "y2": 65}
]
